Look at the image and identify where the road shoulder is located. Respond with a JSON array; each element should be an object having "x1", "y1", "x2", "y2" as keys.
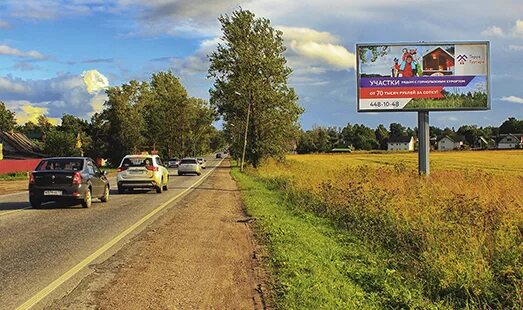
[{"x1": 48, "y1": 159, "x2": 266, "y2": 309}]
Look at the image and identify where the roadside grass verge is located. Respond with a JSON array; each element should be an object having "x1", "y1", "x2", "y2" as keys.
[
  {"x1": 247, "y1": 156, "x2": 522, "y2": 309},
  {"x1": 0, "y1": 172, "x2": 28, "y2": 181},
  {"x1": 232, "y1": 168, "x2": 441, "y2": 309}
]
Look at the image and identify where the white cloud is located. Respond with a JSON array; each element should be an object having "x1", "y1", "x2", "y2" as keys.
[
  {"x1": 278, "y1": 26, "x2": 355, "y2": 71},
  {"x1": 0, "y1": 19, "x2": 10, "y2": 28},
  {"x1": 0, "y1": 77, "x2": 28, "y2": 93},
  {"x1": 513, "y1": 19, "x2": 523, "y2": 38},
  {"x1": 501, "y1": 95, "x2": 523, "y2": 104},
  {"x1": 4, "y1": 0, "x2": 110, "y2": 20},
  {"x1": 509, "y1": 45, "x2": 523, "y2": 51},
  {"x1": 0, "y1": 71, "x2": 110, "y2": 122},
  {"x1": 0, "y1": 44, "x2": 46, "y2": 60},
  {"x1": 481, "y1": 26, "x2": 505, "y2": 37}
]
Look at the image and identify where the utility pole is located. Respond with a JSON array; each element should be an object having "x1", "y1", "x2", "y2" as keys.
[
  {"x1": 418, "y1": 111, "x2": 430, "y2": 175},
  {"x1": 240, "y1": 95, "x2": 251, "y2": 172}
]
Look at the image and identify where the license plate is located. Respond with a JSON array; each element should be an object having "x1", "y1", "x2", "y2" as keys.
[
  {"x1": 129, "y1": 170, "x2": 144, "y2": 174},
  {"x1": 44, "y1": 190, "x2": 62, "y2": 196}
]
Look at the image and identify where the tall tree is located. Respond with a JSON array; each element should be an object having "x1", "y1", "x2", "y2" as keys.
[
  {"x1": 375, "y1": 124, "x2": 389, "y2": 150},
  {"x1": 209, "y1": 9, "x2": 303, "y2": 168},
  {"x1": 0, "y1": 101, "x2": 16, "y2": 132},
  {"x1": 103, "y1": 81, "x2": 146, "y2": 165},
  {"x1": 499, "y1": 117, "x2": 523, "y2": 134},
  {"x1": 389, "y1": 122, "x2": 407, "y2": 137}
]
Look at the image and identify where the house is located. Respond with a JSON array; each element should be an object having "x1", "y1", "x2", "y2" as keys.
[
  {"x1": 0, "y1": 131, "x2": 45, "y2": 159},
  {"x1": 387, "y1": 136, "x2": 415, "y2": 151},
  {"x1": 422, "y1": 46, "x2": 454, "y2": 76},
  {"x1": 437, "y1": 135, "x2": 463, "y2": 151},
  {"x1": 476, "y1": 136, "x2": 496, "y2": 149},
  {"x1": 497, "y1": 134, "x2": 523, "y2": 149}
]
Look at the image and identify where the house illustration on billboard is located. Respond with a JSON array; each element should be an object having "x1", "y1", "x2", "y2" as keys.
[{"x1": 422, "y1": 46, "x2": 455, "y2": 76}]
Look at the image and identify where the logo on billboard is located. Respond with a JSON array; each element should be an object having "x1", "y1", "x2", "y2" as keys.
[{"x1": 457, "y1": 54, "x2": 468, "y2": 64}]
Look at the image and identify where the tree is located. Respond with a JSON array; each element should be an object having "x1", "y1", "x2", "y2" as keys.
[
  {"x1": 209, "y1": 9, "x2": 303, "y2": 168},
  {"x1": 375, "y1": 124, "x2": 389, "y2": 150},
  {"x1": 42, "y1": 129, "x2": 80, "y2": 157},
  {"x1": 103, "y1": 81, "x2": 147, "y2": 165},
  {"x1": 0, "y1": 101, "x2": 16, "y2": 132},
  {"x1": 499, "y1": 117, "x2": 523, "y2": 134},
  {"x1": 389, "y1": 123, "x2": 406, "y2": 137}
]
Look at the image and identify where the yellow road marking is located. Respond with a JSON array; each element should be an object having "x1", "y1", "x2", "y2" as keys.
[
  {"x1": 0, "y1": 206, "x2": 31, "y2": 217},
  {"x1": 16, "y1": 159, "x2": 223, "y2": 310}
]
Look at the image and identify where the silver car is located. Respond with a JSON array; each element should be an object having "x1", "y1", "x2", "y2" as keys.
[{"x1": 177, "y1": 158, "x2": 202, "y2": 176}]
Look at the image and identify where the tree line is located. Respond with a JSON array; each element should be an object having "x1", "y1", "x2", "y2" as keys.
[
  {"x1": 0, "y1": 72, "x2": 226, "y2": 165},
  {"x1": 297, "y1": 117, "x2": 523, "y2": 153}
]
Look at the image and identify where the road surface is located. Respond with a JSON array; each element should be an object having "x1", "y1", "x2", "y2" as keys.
[{"x1": 0, "y1": 156, "x2": 262, "y2": 309}]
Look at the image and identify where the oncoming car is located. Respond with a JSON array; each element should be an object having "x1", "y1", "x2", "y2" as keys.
[
  {"x1": 117, "y1": 154, "x2": 169, "y2": 194},
  {"x1": 177, "y1": 158, "x2": 202, "y2": 176},
  {"x1": 29, "y1": 157, "x2": 110, "y2": 209}
]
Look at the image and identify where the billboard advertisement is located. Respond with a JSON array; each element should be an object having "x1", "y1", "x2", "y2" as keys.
[{"x1": 356, "y1": 41, "x2": 490, "y2": 112}]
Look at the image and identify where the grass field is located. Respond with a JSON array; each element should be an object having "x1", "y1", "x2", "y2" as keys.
[{"x1": 237, "y1": 150, "x2": 523, "y2": 309}]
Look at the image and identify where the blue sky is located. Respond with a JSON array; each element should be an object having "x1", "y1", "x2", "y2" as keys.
[{"x1": 0, "y1": 0, "x2": 522, "y2": 129}]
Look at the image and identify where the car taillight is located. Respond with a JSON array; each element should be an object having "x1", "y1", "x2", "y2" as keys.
[
  {"x1": 29, "y1": 172, "x2": 35, "y2": 184},
  {"x1": 146, "y1": 165, "x2": 158, "y2": 171},
  {"x1": 72, "y1": 172, "x2": 82, "y2": 184},
  {"x1": 117, "y1": 166, "x2": 127, "y2": 172}
]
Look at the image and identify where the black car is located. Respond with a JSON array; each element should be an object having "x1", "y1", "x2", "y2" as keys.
[
  {"x1": 29, "y1": 157, "x2": 110, "y2": 209},
  {"x1": 216, "y1": 153, "x2": 222, "y2": 158}
]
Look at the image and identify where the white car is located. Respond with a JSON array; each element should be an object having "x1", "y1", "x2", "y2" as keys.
[
  {"x1": 178, "y1": 158, "x2": 202, "y2": 176},
  {"x1": 197, "y1": 157, "x2": 206, "y2": 169},
  {"x1": 117, "y1": 154, "x2": 169, "y2": 194}
]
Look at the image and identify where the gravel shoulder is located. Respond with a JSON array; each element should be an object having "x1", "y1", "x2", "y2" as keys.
[{"x1": 49, "y1": 160, "x2": 266, "y2": 309}]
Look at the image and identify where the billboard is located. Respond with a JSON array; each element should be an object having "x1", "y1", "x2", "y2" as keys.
[{"x1": 356, "y1": 41, "x2": 490, "y2": 112}]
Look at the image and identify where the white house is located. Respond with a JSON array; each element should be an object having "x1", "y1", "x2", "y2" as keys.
[
  {"x1": 387, "y1": 136, "x2": 415, "y2": 151},
  {"x1": 497, "y1": 134, "x2": 523, "y2": 149},
  {"x1": 437, "y1": 136, "x2": 463, "y2": 151}
]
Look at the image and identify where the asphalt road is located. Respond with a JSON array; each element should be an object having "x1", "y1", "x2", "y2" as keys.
[{"x1": 0, "y1": 155, "x2": 222, "y2": 310}]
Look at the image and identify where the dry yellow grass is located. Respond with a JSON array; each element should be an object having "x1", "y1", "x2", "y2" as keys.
[{"x1": 248, "y1": 150, "x2": 523, "y2": 308}]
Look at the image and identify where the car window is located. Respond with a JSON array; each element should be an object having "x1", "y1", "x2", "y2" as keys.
[
  {"x1": 121, "y1": 157, "x2": 153, "y2": 167},
  {"x1": 155, "y1": 158, "x2": 163, "y2": 166},
  {"x1": 36, "y1": 159, "x2": 84, "y2": 171},
  {"x1": 87, "y1": 163, "x2": 95, "y2": 175},
  {"x1": 90, "y1": 161, "x2": 101, "y2": 174}
]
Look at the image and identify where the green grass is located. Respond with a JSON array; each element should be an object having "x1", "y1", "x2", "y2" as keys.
[
  {"x1": 232, "y1": 168, "x2": 443, "y2": 309},
  {"x1": 0, "y1": 172, "x2": 28, "y2": 181}
]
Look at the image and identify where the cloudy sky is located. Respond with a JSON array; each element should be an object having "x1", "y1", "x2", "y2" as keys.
[{"x1": 0, "y1": 0, "x2": 522, "y2": 129}]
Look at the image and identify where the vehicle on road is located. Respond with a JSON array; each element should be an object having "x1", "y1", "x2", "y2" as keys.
[
  {"x1": 197, "y1": 157, "x2": 206, "y2": 169},
  {"x1": 117, "y1": 154, "x2": 169, "y2": 194},
  {"x1": 29, "y1": 157, "x2": 110, "y2": 209},
  {"x1": 178, "y1": 158, "x2": 202, "y2": 176},
  {"x1": 167, "y1": 157, "x2": 180, "y2": 168},
  {"x1": 216, "y1": 153, "x2": 222, "y2": 159}
]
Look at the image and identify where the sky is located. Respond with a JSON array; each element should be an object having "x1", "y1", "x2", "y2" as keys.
[{"x1": 0, "y1": 0, "x2": 522, "y2": 130}]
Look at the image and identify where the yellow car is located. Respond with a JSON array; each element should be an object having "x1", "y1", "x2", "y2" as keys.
[{"x1": 117, "y1": 154, "x2": 169, "y2": 194}]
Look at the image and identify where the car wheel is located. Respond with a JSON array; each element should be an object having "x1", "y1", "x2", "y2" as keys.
[
  {"x1": 82, "y1": 189, "x2": 92, "y2": 208},
  {"x1": 30, "y1": 198, "x2": 42, "y2": 209},
  {"x1": 197, "y1": 172, "x2": 201, "y2": 176},
  {"x1": 178, "y1": 172, "x2": 183, "y2": 176},
  {"x1": 163, "y1": 178, "x2": 168, "y2": 191},
  {"x1": 156, "y1": 180, "x2": 163, "y2": 194},
  {"x1": 118, "y1": 186, "x2": 125, "y2": 194},
  {"x1": 100, "y1": 185, "x2": 109, "y2": 202}
]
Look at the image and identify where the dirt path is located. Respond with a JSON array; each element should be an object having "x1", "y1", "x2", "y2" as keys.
[
  {"x1": 50, "y1": 160, "x2": 266, "y2": 309},
  {"x1": 0, "y1": 179, "x2": 27, "y2": 195}
]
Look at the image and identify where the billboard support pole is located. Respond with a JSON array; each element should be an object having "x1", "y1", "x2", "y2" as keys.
[{"x1": 418, "y1": 111, "x2": 430, "y2": 176}]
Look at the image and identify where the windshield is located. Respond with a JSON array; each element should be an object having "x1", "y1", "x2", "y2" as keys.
[
  {"x1": 180, "y1": 159, "x2": 197, "y2": 164},
  {"x1": 36, "y1": 159, "x2": 84, "y2": 171},
  {"x1": 121, "y1": 157, "x2": 154, "y2": 167}
]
